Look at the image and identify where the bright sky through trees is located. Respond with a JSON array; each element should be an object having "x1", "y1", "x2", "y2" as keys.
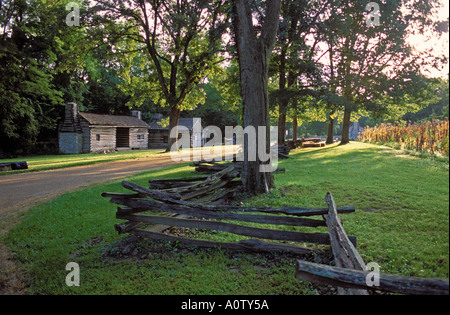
[{"x1": 406, "y1": 0, "x2": 449, "y2": 78}]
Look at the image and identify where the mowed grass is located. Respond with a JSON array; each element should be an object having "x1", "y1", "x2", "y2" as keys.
[
  {"x1": 0, "y1": 145, "x2": 238, "y2": 175},
  {"x1": 248, "y1": 143, "x2": 449, "y2": 280},
  {"x1": 0, "y1": 149, "x2": 166, "y2": 175},
  {"x1": 3, "y1": 142, "x2": 449, "y2": 294}
]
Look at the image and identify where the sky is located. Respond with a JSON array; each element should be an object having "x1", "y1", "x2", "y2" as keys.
[{"x1": 407, "y1": 0, "x2": 449, "y2": 79}]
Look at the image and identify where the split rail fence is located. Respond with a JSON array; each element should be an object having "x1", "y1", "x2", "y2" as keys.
[
  {"x1": 103, "y1": 165, "x2": 356, "y2": 256},
  {"x1": 102, "y1": 165, "x2": 449, "y2": 295}
]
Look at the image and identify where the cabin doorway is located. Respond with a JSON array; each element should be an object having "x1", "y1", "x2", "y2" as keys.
[{"x1": 116, "y1": 127, "x2": 130, "y2": 149}]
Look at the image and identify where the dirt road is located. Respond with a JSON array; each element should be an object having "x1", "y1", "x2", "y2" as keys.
[
  {"x1": 0, "y1": 149, "x2": 232, "y2": 294},
  {"x1": 0, "y1": 155, "x2": 184, "y2": 217},
  {"x1": 0, "y1": 154, "x2": 189, "y2": 294}
]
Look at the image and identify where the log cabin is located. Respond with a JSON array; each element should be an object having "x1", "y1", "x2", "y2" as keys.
[
  {"x1": 148, "y1": 115, "x2": 205, "y2": 149},
  {"x1": 59, "y1": 102, "x2": 149, "y2": 154}
]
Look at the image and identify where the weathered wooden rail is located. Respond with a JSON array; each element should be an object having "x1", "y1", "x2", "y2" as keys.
[
  {"x1": 190, "y1": 145, "x2": 289, "y2": 176},
  {"x1": 191, "y1": 161, "x2": 244, "y2": 176},
  {"x1": 295, "y1": 261, "x2": 449, "y2": 295},
  {"x1": 191, "y1": 161, "x2": 285, "y2": 177},
  {"x1": 148, "y1": 165, "x2": 240, "y2": 204}
]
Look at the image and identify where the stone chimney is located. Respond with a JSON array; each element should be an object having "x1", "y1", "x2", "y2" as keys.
[
  {"x1": 60, "y1": 102, "x2": 82, "y2": 133},
  {"x1": 59, "y1": 102, "x2": 83, "y2": 154},
  {"x1": 131, "y1": 110, "x2": 142, "y2": 120},
  {"x1": 67, "y1": 102, "x2": 79, "y2": 120}
]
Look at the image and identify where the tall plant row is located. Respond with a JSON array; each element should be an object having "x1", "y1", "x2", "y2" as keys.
[{"x1": 359, "y1": 119, "x2": 450, "y2": 155}]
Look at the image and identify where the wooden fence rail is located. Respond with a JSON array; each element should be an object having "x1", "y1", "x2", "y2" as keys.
[{"x1": 295, "y1": 261, "x2": 449, "y2": 295}]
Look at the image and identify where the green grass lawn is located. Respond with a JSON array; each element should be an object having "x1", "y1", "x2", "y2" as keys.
[
  {"x1": 0, "y1": 149, "x2": 166, "y2": 175},
  {"x1": 3, "y1": 142, "x2": 449, "y2": 294}
]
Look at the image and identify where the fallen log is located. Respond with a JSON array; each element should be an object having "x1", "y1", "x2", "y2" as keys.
[
  {"x1": 0, "y1": 163, "x2": 12, "y2": 172},
  {"x1": 11, "y1": 161, "x2": 28, "y2": 170}
]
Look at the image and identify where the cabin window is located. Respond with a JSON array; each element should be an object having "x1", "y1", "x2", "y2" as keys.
[
  {"x1": 96, "y1": 134, "x2": 101, "y2": 141},
  {"x1": 137, "y1": 134, "x2": 145, "y2": 141}
]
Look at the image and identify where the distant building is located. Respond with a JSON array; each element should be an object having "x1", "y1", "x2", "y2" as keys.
[
  {"x1": 148, "y1": 115, "x2": 205, "y2": 149},
  {"x1": 349, "y1": 122, "x2": 364, "y2": 140},
  {"x1": 59, "y1": 103, "x2": 149, "y2": 154}
]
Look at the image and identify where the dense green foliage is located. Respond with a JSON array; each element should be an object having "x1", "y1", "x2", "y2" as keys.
[
  {"x1": 0, "y1": 0, "x2": 66, "y2": 155},
  {"x1": 0, "y1": 0, "x2": 125, "y2": 156},
  {"x1": 0, "y1": 0, "x2": 447, "y2": 156}
]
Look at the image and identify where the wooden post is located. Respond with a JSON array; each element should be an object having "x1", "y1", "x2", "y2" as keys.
[{"x1": 323, "y1": 192, "x2": 369, "y2": 295}]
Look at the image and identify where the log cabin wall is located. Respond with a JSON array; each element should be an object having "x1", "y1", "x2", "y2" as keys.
[
  {"x1": 130, "y1": 128, "x2": 149, "y2": 150},
  {"x1": 89, "y1": 126, "x2": 117, "y2": 153},
  {"x1": 148, "y1": 130, "x2": 169, "y2": 149},
  {"x1": 86, "y1": 126, "x2": 149, "y2": 153}
]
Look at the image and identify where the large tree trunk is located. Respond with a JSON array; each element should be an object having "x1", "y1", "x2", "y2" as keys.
[
  {"x1": 166, "y1": 106, "x2": 181, "y2": 152},
  {"x1": 340, "y1": 107, "x2": 351, "y2": 145},
  {"x1": 277, "y1": 47, "x2": 287, "y2": 146},
  {"x1": 240, "y1": 45, "x2": 274, "y2": 193},
  {"x1": 326, "y1": 112, "x2": 335, "y2": 145},
  {"x1": 278, "y1": 102, "x2": 288, "y2": 145},
  {"x1": 292, "y1": 112, "x2": 298, "y2": 142},
  {"x1": 233, "y1": 0, "x2": 280, "y2": 195}
]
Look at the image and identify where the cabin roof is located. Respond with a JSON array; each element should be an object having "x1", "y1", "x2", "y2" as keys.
[{"x1": 80, "y1": 112, "x2": 148, "y2": 128}]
